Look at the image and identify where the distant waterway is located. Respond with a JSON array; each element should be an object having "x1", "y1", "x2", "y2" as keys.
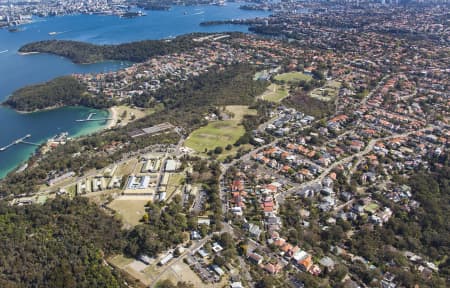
[{"x1": 0, "y1": 3, "x2": 270, "y2": 178}]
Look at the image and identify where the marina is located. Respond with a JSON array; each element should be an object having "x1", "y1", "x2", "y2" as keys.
[
  {"x1": 0, "y1": 134, "x2": 39, "y2": 152},
  {"x1": 76, "y1": 112, "x2": 112, "y2": 122}
]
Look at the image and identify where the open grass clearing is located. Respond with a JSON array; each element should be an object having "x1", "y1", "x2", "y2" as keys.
[
  {"x1": 224, "y1": 105, "x2": 257, "y2": 121},
  {"x1": 109, "y1": 254, "x2": 134, "y2": 268},
  {"x1": 185, "y1": 120, "x2": 245, "y2": 153},
  {"x1": 108, "y1": 198, "x2": 149, "y2": 228},
  {"x1": 364, "y1": 203, "x2": 380, "y2": 214},
  {"x1": 109, "y1": 255, "x2": 153, "y2": 286},
  {"x1": 186, "y1": 105, "x2": 256, "y2": 156},
  {"x1": 112, "y1": 104, "x2": 162, "y2": 127},
  {"x1": 166, "y1": 173, "x2": 184, "y2": 201},
  {"x1": 159, "y1": 262, "x2": 206, "y2": 288},
  {"x1": 310, "y1": 80, "x2": 341, "y2": 102},
  {"x1": 275, "y1": 72, "x2": 312, "y2": 83},
  {"x1": 260, "y1": 83, "x2": 289, "y2": 103},
  {"x1": 168, "y1": 173, "x2": 184, "y2": 187},
  {"x1": 217, "y1": 143, "x2": 254, "y2": 162},
  {"x1": 116, "y1": 159, "x2": 138, "y2": 176}
]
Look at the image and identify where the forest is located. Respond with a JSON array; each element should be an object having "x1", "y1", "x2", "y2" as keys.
[
  {"x1": 346, "y1": 165, "x2": 449, "y2": 287},
  {"x1": 18, "y1": 34, "x2": 203, "y2": 64},
  {"x1": 0, "y1": 197, "x2": 126, "y2": 288},
  {"x1": 3, "y1": 76, "x2": 114, "y2": 112},
  {"x1": 125, "y1": 196, "x2": 188, "y2": 257}
]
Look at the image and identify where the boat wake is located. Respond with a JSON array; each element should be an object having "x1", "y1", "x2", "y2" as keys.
[
  {"x1": 48, "y1": 30, "x2": 70, "y2": 36},
  {"x1": 0, "y1": 50, "x2": 8, "y2": 54}
]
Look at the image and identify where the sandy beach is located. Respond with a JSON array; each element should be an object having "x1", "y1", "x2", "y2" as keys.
[{"x1": 106, "y1": 107, "x2": 118, "y2": 129}]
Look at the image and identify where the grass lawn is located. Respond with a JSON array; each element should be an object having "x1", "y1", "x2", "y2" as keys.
[
  {"x1": 166, "y1": 173, "x2": 184, "y2": 201},
  {"x1": 109, "y1": 255, "x2": 134, "y2": 269},
  {"x1": 67, "y1": 185, "x2": 76, "y2": 199},
  {"x1": 185, "y1": 120, "x2": 245, "y2": 153},
  {"x1": 260, "y1": 83, "x2": 289, "y2": 103},
  {"x1": 116, "y1": 159, "x2": 138, "y2": 176},
  {"x1": 108, "y1": 199, "x2": 149, "y2": 228},
  {"x1": 186, "y1": 105, "x2": 255, "y2": 154},
  {"x1": 159, "y1": 262, "x2": 206, "y2": 288},
  {"x1": 113, "y1": 104, "x2": 162, "y2": 126},
  {"x1": 364, "y1": 203, "x2": 380, "y2": 214},
  {"x1": 109, "y1": 255, "x2": 153, "y2": 286},
  {"x1": 310, "y1": 80, "x2": 341, "y2": 101},
  {"x1": 275, "y1": 72, "x2": 312, "y2": 83},
  {"x1": 217, "y1": 143, "x2": 253, "y2": 161},
  {"x1": 224, "y1": 105, "x2": 257, "y2": 121}
]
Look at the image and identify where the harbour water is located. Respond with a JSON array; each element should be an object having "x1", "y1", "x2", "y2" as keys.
[{"x1": 0, "y1": 3, "x2": 270, "y2": 178}]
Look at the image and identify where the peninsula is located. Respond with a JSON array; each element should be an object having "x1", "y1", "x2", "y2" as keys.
[
  {"x1": 1, "y1": 2, "x2": 449, "y2": 288},
  {"x1": 18, "y1": 35, "x2": 202, "y2": 64},
  {"x1": 3, "y1": 76, "x2": 113, "y2": 113}
]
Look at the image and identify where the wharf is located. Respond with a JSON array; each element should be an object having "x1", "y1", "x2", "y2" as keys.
[
  {"x1": 0, "y1": 134, "x2": 39, "y2": 152},
  {"x1": 76, "y1": 112, "x2": 112, "y2": 122}
]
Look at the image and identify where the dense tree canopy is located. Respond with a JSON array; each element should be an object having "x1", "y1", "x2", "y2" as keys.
[
  {"x1": 3, "y1": 76, "x2": 112, "y2": 112},
  {"x1": 0, "y1": 197, "x2": 126, "y2": 288},
  {"x1": 125, "y1": 195, "x2": 187, "y2": 257},
  {"x1": 18, "y1": 35, "x2": 202, "y2": 64}
]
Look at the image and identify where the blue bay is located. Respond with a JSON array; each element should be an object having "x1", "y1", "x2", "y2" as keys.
[{"x1": 0, "y1": 3, "x2": 270, "y2": 178}]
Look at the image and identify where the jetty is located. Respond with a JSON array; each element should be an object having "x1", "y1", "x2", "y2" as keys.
[
  {"x1": 76, "y1": 112, "x2": 112, "y2": 122},
  {"x1": 0, "y1": 134, "x2": 40, "y2": 152}
]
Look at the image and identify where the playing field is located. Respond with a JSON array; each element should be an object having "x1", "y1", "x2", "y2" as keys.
[
  {"x1": 185, "y1": 105, "x2": 255, "y2": 153},
  {"x1": 275, "y1": 72, "x2": 312, "y2": 83}
]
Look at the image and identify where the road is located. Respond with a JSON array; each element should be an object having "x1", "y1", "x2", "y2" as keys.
[
  {"x1": 149, "y1": 235, "x2": 213, "y2": 288},
  {"x1": 154, "y1": 73, "x2": 423, "y2": 287},
  {"x1": 274, "y1": 126, "x2": 432, "y2": 204},
  {"x1": 360, "y1": 74, "x2": 392, "y2": 106}
]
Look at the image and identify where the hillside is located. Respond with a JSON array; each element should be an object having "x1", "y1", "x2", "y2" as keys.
[
  {"x1": 3, "y1": 76, "x2": 114, "y2": 112},
  {"x1": 18, "y1": 35, "x2": 202, "y2": 64}
]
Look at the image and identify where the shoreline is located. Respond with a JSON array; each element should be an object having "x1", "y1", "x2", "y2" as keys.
[
  {"x1": 0, "y1": 106, "x2": 115, "y2": 180},
  {"x1": 106, "y1": 107, "x2": 118, "y2": 129},
  {"x1": 11, "y1": 105, "x2": 63, "y2": 114},
  {"x1": 18, "y1": 51, "x2": 40, "y2": 55}
]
